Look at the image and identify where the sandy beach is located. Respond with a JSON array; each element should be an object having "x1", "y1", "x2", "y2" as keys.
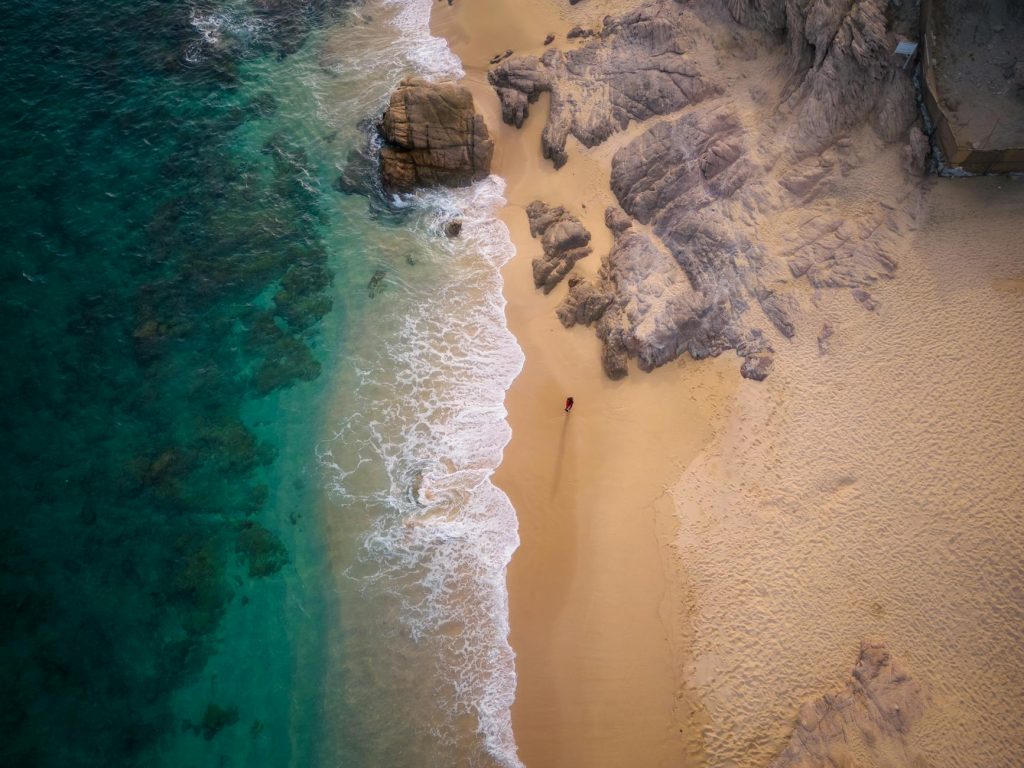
[
  {"x1": 432, "y1": 1, "x2": 1024, "y2": 766},
  {"x1": 432, "y1": 2, "x2": 732, "y2": 764}
]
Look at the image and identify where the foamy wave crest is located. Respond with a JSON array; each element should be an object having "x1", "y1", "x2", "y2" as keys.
[
  {"x1": 321, "y1": 176, "x2": 524, "y2": 766},
  {"x1": 324, "y1": 0, "x2": 462, "y2": 119},
  {"x1": 383, "y1": 0, "x2": 463, "y2": 81},
  {"x1": 185, "y1": 6, "x2": 264, "y2": 64}
]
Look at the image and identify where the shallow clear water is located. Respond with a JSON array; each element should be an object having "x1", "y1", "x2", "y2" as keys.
[{"x1": 0, "y1": 0, "x2": 521, "y2": 765}]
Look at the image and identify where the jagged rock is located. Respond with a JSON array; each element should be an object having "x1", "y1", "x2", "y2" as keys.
[
  {"x1": 787, "y1": 214, "x2": 898, "y2": 289},
  {"x1": 515, "y1": 1, "x2": 920, "y2": 381},
  {"x1": 604, "y1": 206, "x2": 632, "y2": 234},
  {"x1": 610, "y1": 106, "x2": 795, "y2": 343},
  {"x1": 740, "y1": 354, "x2": 773, "y2": 380},
  {"x1": 567, "y1": 26, "x2": 596, "y2": 40},
  {"x1": 556, "y1": 274, "x2": 613, "y2": 328},
  {"x1": 378, "y1": 77, "x2": 493, "y2": 192},
  {"x1": 728, "y1": 0, "x2": 917, "y2": 152},
  {"x1": 611, "y1": 106, "x2": 755, "y2": 225},
  {"x1": 769, "y1": 639, "x2": 929, "y2": 768},
  {"x1": 817, "y1": 322, "x2": 833, "y2": 354},
  {"x1": 488, "y1": 4, "x2": 720, "y2": 167},
  {"x1": 597, "y1": 320, "x2": 630, "y2": 379},
  {"x1": 544, "y1": 33, "x2": 555, "y2": 46},
  {"x1": 595, "y1": 227, "x2": 743, "y2": 376},
  {"x1": 445, "y1": 219, "x2": 463, "y2": 238},
  {"x1": 525, "y1": 201, "x2": 592, "y2": 293},
  {"x1": 904, "y1": 126, "x2": 929, "y2": 176}
]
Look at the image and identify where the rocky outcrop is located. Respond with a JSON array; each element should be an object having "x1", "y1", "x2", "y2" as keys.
[
  {"x1": 525, "y1": 201, "x2": 592, "y2": 293},
  {"x1": 488, "y1": 4, "x2": 719, "y2": 167},
  {"x1": 556, "y1": 274, "x2": 614, "y2": 328},
  {"x1": 727, "y1": 0, "x2": 917, "y2": 152},
  {"x1": 378, "y1": 77, "x2": 493, "y2": 192},
  {"x1": 501, "y1": 0, "x2": 923, "y2": 380},
  {"x1": 770, "y1": 639, "x2": 929, "y2": 768},
  {"x1": 610, "y1": 105, "x2": 794, "y2": 344}
]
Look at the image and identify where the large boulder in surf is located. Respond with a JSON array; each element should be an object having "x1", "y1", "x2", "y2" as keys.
[{"x1": 378, "y1": 77, "x2": 494, "y2": 192}]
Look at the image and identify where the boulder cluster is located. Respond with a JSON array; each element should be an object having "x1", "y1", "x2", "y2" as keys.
[{"x1": 507, "y1": 0, "x2": 925, "y2": 380}]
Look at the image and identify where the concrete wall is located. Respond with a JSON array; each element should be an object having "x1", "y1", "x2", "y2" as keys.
[{"x1": 920, "y1": 0, "x2": 1024, "y2": 173}]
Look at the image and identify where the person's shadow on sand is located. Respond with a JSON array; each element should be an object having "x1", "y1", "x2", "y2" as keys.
[{"x1": 549, "y1": 413, "x2": 570, "y2": 497}]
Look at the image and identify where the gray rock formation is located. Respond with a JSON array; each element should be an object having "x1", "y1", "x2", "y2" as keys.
[
  {"x1": 501, "y1": 0, "x2": 922, "y2": 380},
  {"x1": 611, "y1": 105, "x2": 796, "y2": 341},
  {"x1": 556, "y1": 219, "x2": 774, "y2": 380},
  {"x1": 378, "y1": 77, "x2": 493, "y2": 192},
  {"x1": 525, "y1": 201, "x2": 593, "y2": 293},
  {"x1": 726, "y1": 0, "x2": 917, "y2": 152},
  {"x1": 604, "y1": 205, "x2": 632, "y2": 235},
  {"x1": 556, "y1": 273, "x2": 614, "y2": 328},
  {"x1": 488, "y1": 3, "x2": 720, "y2": 167},
  {"x1": 769, "y1": 639, "x2": 929, "y2": 768}
]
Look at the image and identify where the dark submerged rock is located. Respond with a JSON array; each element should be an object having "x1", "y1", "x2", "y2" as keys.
[{"x1": 236, "y1": 522, "x2": 289, "y2": 578}]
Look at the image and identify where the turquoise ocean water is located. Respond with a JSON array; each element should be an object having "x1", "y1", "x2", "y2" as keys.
[{"x1": 1, "y1": 1, "x2": 523, "y2": 766}]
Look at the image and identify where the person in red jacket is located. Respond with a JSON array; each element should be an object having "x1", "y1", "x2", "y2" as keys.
[{"x1": 564, "y1": 396, "x2": 574, "y2": 413}]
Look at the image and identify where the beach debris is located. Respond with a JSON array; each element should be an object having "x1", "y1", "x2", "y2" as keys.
[
  {"x1": 544, "y1": 33, "x2": 555, "y2": 46},
  {"x1": 377, "y1": 77, "x2": 493, "y2": 192},
  {"x1": 769, "y1": 639, "x2": 929, "y2": 768},
  {"x1": 556, "y1": 273, "x2": 613, "y2": 329},
  {"x1": 525, "y1": 200, "x2": 592, "y2": 293},
  {"x1": 489, "y1": 49, "x2": 513, "y2": 65}
]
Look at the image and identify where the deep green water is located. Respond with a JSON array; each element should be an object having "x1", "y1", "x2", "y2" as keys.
[{"x1": 0, "y1": 2, "x2": 350, "y2": 764}]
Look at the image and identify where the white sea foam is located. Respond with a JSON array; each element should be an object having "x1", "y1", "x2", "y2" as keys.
[
  {"x1": 314, "y1": 2, "x2": 525, "y2": 762},
  {"x1": 321, "y1": 175, "x2": 524, "y2": 766},
  {"x1": 186, "y1": 6, "x2": 263, "y2": 64}
]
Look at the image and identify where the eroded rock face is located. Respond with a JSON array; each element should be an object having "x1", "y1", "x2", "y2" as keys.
[
  {"x1": 488, "y1": 4, "x2": 720, "y2": 167},
  {"x1": 501, "y1": 0, "x2": 924, "y2": 380},
  {"x1": 727, "y1": 0, "x2": 917, "y2": 152},
  {"x1": 557, "y1": 273, "x2": 614, "y2": 329},
  {"x1": 525, "y1": 201, "x2": 593, "y2": 293},
  {"x1": 770, "y1": 639, "x2": 929, "y2": 768},
  {"x1": 378, "y1": 77, "x2": 494, "y2": 192}
]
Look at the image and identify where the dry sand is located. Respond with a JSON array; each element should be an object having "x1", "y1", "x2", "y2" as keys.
[
  {"x1": 433, "y1": 2, "x2": 1024, "y2": 767},
  {"x1": 672, "y1": 173, "x2": 1024, "y2": 767}
]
